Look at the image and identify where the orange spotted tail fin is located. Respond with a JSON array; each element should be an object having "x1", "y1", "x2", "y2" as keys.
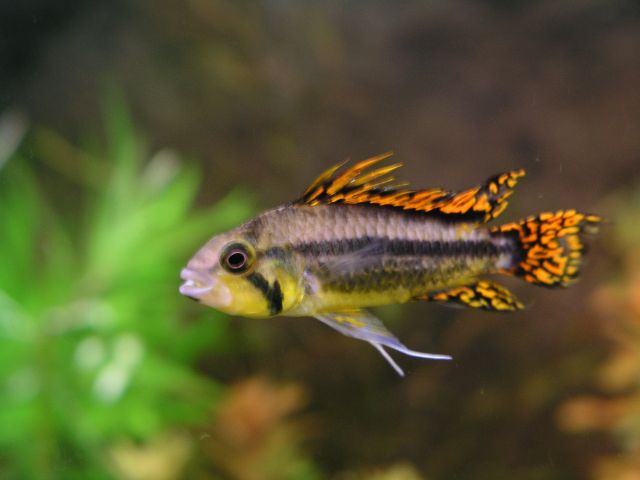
[{"x1": 491, "y1": 210, "x2": 601, "y2": 287}]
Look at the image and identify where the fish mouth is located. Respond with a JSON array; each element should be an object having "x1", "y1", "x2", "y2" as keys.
[{"x1": 179, "y1": 268, "x2": 214, "y2": 298}]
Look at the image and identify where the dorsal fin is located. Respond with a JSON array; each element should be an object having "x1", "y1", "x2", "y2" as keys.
[{"x1": 297, "y1": 153, "x2": 525, "y2": 223}]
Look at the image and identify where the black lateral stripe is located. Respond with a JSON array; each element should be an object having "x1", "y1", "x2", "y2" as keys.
[
  {"x1": 263, "y1": 246, "x2": 289, "y2": 261},
  {"x1": 247, "y1": 272, "x2": 283, "y2": 316},
  {"x1": 285, "y1": 236, "x2": 510, "y2": 258}
]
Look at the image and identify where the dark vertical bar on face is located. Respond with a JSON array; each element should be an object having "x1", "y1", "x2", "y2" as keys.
[{"x1": 247, "y1": 272, "x2": 283, "y2": 315}]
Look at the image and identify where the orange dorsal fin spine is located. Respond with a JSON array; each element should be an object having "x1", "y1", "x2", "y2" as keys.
[{"x1": 297, "y1": 153, "x2": 525, "y2": 223}]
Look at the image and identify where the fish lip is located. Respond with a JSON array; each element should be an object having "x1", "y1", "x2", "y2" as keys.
[
  {"x1": 179, "y1": 279, "x2": 214, "y2": 297},
  {"x1": 179, "y1": 268, "x2": 214, "y2": 298}
]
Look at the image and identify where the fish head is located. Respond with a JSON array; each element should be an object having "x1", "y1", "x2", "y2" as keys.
[{"x1": 179, "y1": 226, "x2": 304, "y2": 317}]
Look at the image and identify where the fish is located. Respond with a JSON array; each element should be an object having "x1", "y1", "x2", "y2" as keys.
[{"x1": 179, "y1": 153, "x2": 600, "y2": 376}]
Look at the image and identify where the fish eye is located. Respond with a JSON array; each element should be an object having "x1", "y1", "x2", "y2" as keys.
[{"x1": 220, "y1": 242, "x2": 254, "y2": 274}]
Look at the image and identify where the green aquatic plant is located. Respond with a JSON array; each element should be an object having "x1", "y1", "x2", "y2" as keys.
[{"x1": 0, "y1": 93, "x2": 254, "y2": 479}]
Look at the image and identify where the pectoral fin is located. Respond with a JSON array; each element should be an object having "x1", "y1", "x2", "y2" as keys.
[
  {"x1": 426, "y1": 280, "x2": 524, "y2": 311},
  {"x1": 314, "y1": 309, "x2": 451, "y2": 376}
]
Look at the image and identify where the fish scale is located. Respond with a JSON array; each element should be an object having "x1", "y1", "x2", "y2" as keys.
[{"x1": 255, "y1": 205, "x2": 512, "y2": 302}]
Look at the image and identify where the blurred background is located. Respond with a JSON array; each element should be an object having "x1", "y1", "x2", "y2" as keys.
[{"x1": 1, "y1": 1, "x2": 640, "y2": 479}]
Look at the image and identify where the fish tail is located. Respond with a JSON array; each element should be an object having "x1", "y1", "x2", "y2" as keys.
[{"x1": 491, "y1": 210, "x2": 601, "y2": 287}]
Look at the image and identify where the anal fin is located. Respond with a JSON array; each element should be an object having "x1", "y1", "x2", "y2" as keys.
[
  {"x1": 313, "y1": 309, "x2": 451, "y2": 376},
  {"x1": 426, "y1": 280, "x2": 524, "y2": 312}
]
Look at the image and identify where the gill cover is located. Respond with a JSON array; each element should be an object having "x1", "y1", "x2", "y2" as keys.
[{"x1": 180, "y1": 229, "x2": 303, "y2": 318}]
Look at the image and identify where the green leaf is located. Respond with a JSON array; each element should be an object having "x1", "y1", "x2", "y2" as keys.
[{"x1": 0, "y1": 91, "x2": 256, "y2": 478}]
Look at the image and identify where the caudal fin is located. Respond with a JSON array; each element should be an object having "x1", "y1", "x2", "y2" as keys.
[{"x1": 491, "y1": 210, "x2": 601, "y2": 287}]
